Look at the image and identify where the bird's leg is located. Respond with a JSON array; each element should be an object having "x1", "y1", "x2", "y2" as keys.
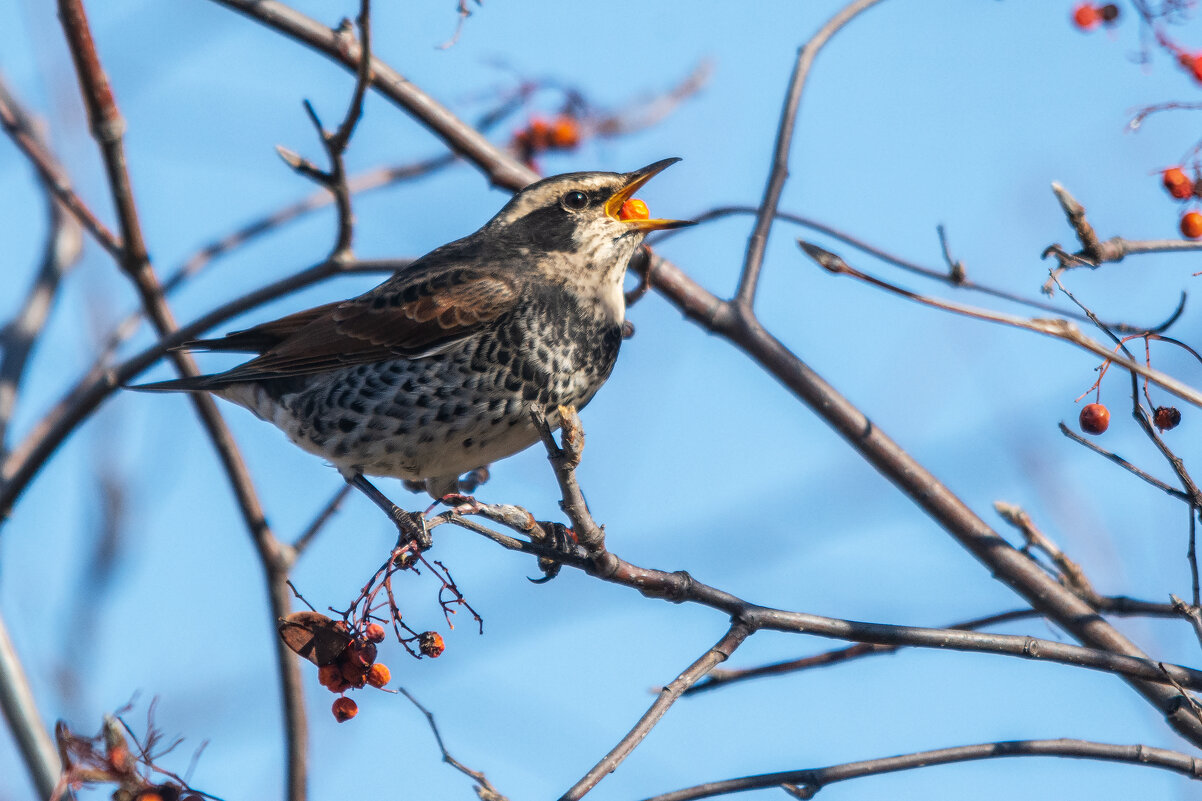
[{"x1": 346, "y1": 473, "x2": 432, "y2": 550}]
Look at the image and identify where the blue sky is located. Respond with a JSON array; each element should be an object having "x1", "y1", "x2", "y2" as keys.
[{"x1": 4, "y1": 1, "x2": 1202, "y2": 799}]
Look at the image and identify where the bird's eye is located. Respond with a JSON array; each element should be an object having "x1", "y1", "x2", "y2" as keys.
[{"x1": 560, "y1": 190, "x2": 589, "y2": 211}]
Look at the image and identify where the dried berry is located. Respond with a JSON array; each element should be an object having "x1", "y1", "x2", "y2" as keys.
[
  {"x1": 1099, "y1": 3, "x2": 1119, "y2": 22},
  {"x1": 348, "y1": 640, "x2": 377, "y2": 667},
  {"x1": 1163, "y1": 167, "x2": 1192, "y2": 200},
  {"x1": 1080, "y1": 403, "x2": 1110, "y2": 435},
  {"x1": 419, "y1": 631, "x2": 446, "y2": 658},
  {"x1": 318, "y1": 664, "x2": 349, "y2": 692},
  {"x1": 619, "y1": 198, "x2": 649, "y2": 221},
  {"x1": 1181, "y1": 210, "x2": 1202, "y2": 239},
  {"x1": 366, "y1": 662, "x2": 391, "y2": 688},
  {"x1": 1154, "y1": 406, "x2": 1181, "y2": 432},
  {"x1": 339, "y1": 659, "x2": 367, "y2": 688},
  {"x1": 332, "y1": 696, "x2": 358, "y2": 723},
  {"x1": 364, "y1": 623, "x2": 386, "y2": 643}
]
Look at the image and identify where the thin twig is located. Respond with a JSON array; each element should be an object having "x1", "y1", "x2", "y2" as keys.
[
  {"x1": 0, "y1": 196, "x2": 82, "y2": 450},
  {"x1": 994, "y1": 502, "x2": 1097, "y2": 598},
  {"x1": 735, "y1": 0, "x2": 885, "y2": 309},
  {"x1": 1172, "y1": 594, "x2": 1202, "y2": 653},
  {"x1": 800, "y1": 241, "x2": 1202, "y2": 410},
  {"x1": 0, "y1": 75, "x2": 121, "y2": 257},
  {"x1": 1058, "y1": 422, "x2": 1190, "y2": 502},
  {"x1": 559, "y1": 623, "x2": 752, "y2": 801},
  {"x1": 399, "y1": 687, "x2": 510, "y2": 801},
  {"x1": 292, "y1": 485, "x2": 352, "y2": 556},
  {"x1": 660, "y1": 206, "x2": 1186, "y2": 334}
]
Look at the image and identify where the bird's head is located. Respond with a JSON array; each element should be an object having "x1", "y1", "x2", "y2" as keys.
[{"x1": 483, "y1": 158, "x2": 693, "y2": 320}]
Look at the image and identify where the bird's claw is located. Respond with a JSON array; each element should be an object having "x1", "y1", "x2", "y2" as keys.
[
  {"x1": 392, "y1": 508, "x2": 432, "y2": 551},
  {"x1": 527, "y1": 521, "x2": 578, "y2": 583}
]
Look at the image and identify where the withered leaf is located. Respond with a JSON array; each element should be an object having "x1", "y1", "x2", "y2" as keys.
[{"x1": 278, "y1": 611, "x2": 351, "y2": 666}]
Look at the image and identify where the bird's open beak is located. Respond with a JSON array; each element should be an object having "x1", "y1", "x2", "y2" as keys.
[{"x1": 605, "y1": 157, "x2": 696, "y2": 231}]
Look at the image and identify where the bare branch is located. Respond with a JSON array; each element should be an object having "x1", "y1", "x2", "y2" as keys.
[
  {"x1": 559, "y1": 623, "x2": 751, "y2": 801},
  {"x1": 0, "y1": 196, "x2": 82, "y2": 450},
  {"x1": 0, "y1": 74, "x2": 121, "y2": 257},
  {"x1": 736, "y1": 0, "x2": 885, "y2": 309},
  {"x1": 55, "y1": 3, "x2": 306, "y2": 794},
  {"x1": 292, "y1": 485, "x2": 352, "y2": 557},
  {"x1": 800, "y1": 241, "x2": 1202, "y2": 410},
  {"x1": 400, "y1": 687, "x2": 510, "y2": 801},
  {"x1": 529, "y1": 405, "x2": 605, "y2": 556},
  {"x1": 1058, "y1": 422, "x2": 1191, "y2": 502},
  {"x1": 642, "y1": 739, "x2": 1202, "y2": 801},
  {"x1": 0, "y1": 610, "x2": 59, "y2": 799},
  {"x1": 663, "y1": 206, "x2": 1186, "y2": 334}
]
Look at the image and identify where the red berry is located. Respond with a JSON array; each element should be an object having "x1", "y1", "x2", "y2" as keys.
[
  {"x1": 332, "y1": 696, "x2": 358, "y2": 723},
  {"x1": 419, "y1": 631, "x2": 445, "y2": 658},
  {"x1": 619, "y1": 198, "x2": 649, "y2": 221},
  {"x1": 1163, "y1": 167, "x2": 1193, "y2": 200},
  {"x1": 1191, "y1": 54, "x2": 1202, "y2": 84},
  {"x1": 1072, "y1": 3, "x2": 1101, "y2": 30},
  {"x1": 1080, "y1": 403, "x2": 1110, "y2": 435},
  {"x1": 1154, "y1": 406, "x2": 1181, "y2": 432},
  {"x1": 1181, "y1": 211, "x2": 1202, "y2": 239},
  {"x1": 549, "y1": 116, "x2": 580, "y2": 149},
  {"x1": 364, "y1": 623, "x2": 386, "y2": 643},
  {"x1": 366, "y1": 662, "x2": 391, "y2": 688}
]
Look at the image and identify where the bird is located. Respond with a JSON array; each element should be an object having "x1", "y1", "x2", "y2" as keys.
[{"x1": 131, "y1": 158, "x2": 692, "y2": 527}]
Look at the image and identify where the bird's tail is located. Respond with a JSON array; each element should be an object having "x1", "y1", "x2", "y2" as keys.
[{"x1": 125, "y1": 373, "x2": 230, "y2": 393}]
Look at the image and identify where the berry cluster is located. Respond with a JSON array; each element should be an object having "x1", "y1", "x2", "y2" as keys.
[
  {"x1": 315, "y1": 622, "x2": 392, "y2": 722},
  {"x1": 1071, "y1": 3, "x2": 1120, "y2": 31},
  {"x1": 1162, "y1": 167, "x2": 1202, "y2": 239},
  {"x1": 512, "y1": 114, "x2": 582, "y2": 167},
  {"x1": 279, "y1": 609, "x2": 450, "y2": 724},
  {"x1": 1079, "y1": 403, "x2": 1183, "y2": 435}
]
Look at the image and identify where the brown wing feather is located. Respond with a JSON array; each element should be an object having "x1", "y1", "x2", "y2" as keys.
[
  {"x1": 178, "y1": 302, "x2": 342, "y2": 353},
  {"x1": 208, "y1": 270, "x2": 519, "y2": 384}
]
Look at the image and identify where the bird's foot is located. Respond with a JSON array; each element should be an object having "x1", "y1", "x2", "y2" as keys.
[
  {"x1": 528, "y1": 521, "x2": 579, "y2": 584},
  {"x1": 392, "y1": 507, "x2": 432, "y2": 551},
  {"x1": 423, "y1": 493, "x2": 478, "y2": 517}
]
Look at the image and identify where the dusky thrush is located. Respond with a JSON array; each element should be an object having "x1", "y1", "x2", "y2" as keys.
[{"x1": 133, "y1": 158, "x2": 692, "y2": 521}]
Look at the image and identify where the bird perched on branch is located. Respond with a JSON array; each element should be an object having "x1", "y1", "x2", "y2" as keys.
[{"x1": 132, "y1": 159, "x2": 691, "y2": 523}]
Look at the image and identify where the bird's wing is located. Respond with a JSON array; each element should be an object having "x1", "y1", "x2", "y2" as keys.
[
  {"x1": 174, "y1": 268, "x2": 519, "y2": 388},
  {"x1": 177, "y1": 302, "x2": 343, "y2": 353}
]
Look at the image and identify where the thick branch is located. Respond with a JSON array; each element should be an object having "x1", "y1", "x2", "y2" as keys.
[{"x1": 56, "y1": 3, "x2": 306, "y2": 796}]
